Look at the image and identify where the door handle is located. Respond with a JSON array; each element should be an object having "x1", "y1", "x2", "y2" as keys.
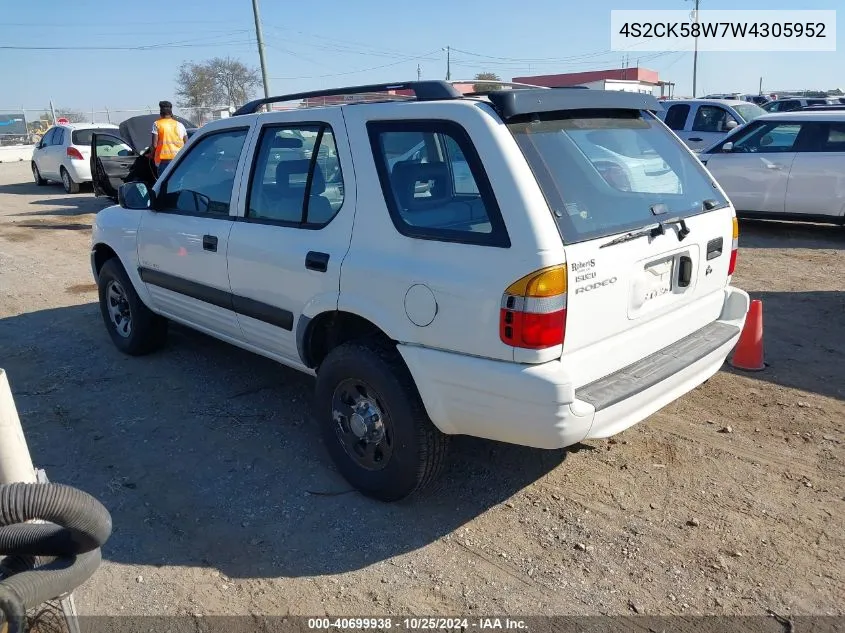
[
  {"x1": 305, "y1": 251, "x2": 329, "y2": 272},
  {"x1": 202, "y1": 234, "x2": 218, "y2": 252},
  {"x1": 688, "y1": 137, "x2": 703, "y2": 142}
]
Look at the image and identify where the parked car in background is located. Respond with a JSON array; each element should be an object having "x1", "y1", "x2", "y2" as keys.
[
  {"x1": 762, "y1": 97, "x2": 841, "y2": 113},
  {"x1": 32, "y1": 123, "x2": 120, "y2": 193},
  {"x1": 656, "y1": 99, "x2": 766, "y2": 151},
  {"x1": 801, "y1": 104, "x2": 845, "y2": 112},
  {"x1": 91, "y1": 113, "x2": 197, "y2": 200},
  {"x1": 699, "y1": 112, "x2": 845, "y2": 225}
]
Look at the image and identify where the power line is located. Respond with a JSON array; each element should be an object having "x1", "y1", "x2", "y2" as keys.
[{"x1": 270, "y1": 50, "x2": 440, "y2": 81}]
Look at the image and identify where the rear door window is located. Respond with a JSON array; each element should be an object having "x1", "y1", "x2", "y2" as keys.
[
  {"x1": 663, "y1": 104, "x2": 690, "y2": 131},
  {"x1": 246, "y1": 124, "x2": 345, "y2": 226},
  {"x1": 692, "y1": 106, "x2": 736, "y2": 133},
  {"x1": 53, "y1": 128, "x2": 66, "y2": 145},
  {"x1": 508, "y1": 110, "x2": 727, "y2": 243}
]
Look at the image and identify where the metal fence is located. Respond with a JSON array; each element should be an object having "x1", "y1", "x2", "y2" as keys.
[{"x1": 0, "y1": 105, "x2": 238, "y2": 146}]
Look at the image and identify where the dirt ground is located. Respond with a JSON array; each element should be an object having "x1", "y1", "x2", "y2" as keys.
[{"x1": 0, "y1": 161, "x2": 842, "y2": 618}]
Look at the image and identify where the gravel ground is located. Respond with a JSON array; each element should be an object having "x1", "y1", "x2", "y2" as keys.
[{"x1": 0, "y1": 161, "x2": 842, "y2": 618}]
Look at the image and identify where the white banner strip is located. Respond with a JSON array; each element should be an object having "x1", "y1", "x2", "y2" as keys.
[{"x1": 611, "y1": 10, "x2": 837, "y2": 52}]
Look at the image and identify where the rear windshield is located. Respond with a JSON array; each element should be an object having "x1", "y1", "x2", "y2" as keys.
[
  {"x1": 71, "y1": 128, "x2": 117, "y2": 146},
  {"x1": 733, "y1": 103, "x2": 766, "y2": 122},
  {"x1": 508, "y1": 109, "x2": 727, "y2": 244}
]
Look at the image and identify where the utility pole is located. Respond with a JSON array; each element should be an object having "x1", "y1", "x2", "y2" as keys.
[
  {"x1": 417, "y1": 64, "x2": 421, "y2": 81},
  {"x1": 690, "y1": 0, "x2": 700, "y2": 97},
  {"x1": 759, "y1": 76, "x2": 763, "y2": 95},
  {"x1": 251, "y1": 0, "x2": 271, "y2": 100},
  {"x1": 444, "y1": 46, "x2": 451, "y2": 81},
  {"x1": 49, "y1": 99, "x2": 57, "y2": 124}
]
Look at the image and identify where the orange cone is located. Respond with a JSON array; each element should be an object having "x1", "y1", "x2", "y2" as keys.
[{"x1": 730, "y1": 299, "x2": 765, "y2": 371}]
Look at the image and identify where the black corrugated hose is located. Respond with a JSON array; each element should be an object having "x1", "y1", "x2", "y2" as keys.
[{"x1": 0, "y1": 483, "x2": 112, "y2": 633}]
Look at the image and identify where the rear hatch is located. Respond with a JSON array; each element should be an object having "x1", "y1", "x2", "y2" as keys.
[{"x1": 508, "y1": 107, "x2": 736, "y2": 386}]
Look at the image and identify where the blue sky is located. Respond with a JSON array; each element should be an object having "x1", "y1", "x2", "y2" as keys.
[{"x1": 2, "y1": 0, "x2": 841, "y2": 112}]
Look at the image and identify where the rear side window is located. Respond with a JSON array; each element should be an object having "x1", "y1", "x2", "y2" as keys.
[
  {"x1": 663, "y1": 104, "x2": 690, "y2": 131},
  {"x1": 53, "y1": 128, "x2": 66, "y2": 145},
  {"x1": 246, "y1": 124, "x2": 345, "y2": 226},
  {"x1": 508, "y1": 110, "x2": 727, "y2": 244},
  {"x1": 368, "y1": 120, "x2": 509, "y2": 247}
]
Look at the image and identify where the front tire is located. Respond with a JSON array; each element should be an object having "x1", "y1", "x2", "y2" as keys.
[
  {"x1": 315, "y1": 341, "x2": 449, "y2": 501},
  {"x1": 60, "y1": 167, "x2": 80, "y2": 194},
  {"x1": 32, "y1": 162, "x2": 47, "y2": 186},
  {"x1": 97, "y1": 259, "x2": 168, "y2": 355}
]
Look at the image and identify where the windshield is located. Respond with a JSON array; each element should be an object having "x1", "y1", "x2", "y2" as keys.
[
  {"x1": 508, "y1": 109, "x2": 727, "y2": 244},
  {"x1": 72, "y1": 128, "x2": 117, "y2": 146},
  {"x1": 733, "y1": 103, "x2": 766, "y2": 122}
]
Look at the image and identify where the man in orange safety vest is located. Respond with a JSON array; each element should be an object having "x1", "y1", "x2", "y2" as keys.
[{"x1": 151, "y1": 100, "x2": 188, "y2": 176}]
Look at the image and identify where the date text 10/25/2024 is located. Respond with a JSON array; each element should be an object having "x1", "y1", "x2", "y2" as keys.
[{"x1": 307, "y1": 618, "x2": 528, "y2": 631}]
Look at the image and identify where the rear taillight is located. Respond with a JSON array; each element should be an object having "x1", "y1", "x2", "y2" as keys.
[
  {"x1": 728, "y1": 217, "x2": 739, "y2": 275},
  {"x1": 67, "y1": 147, "x2": 84, "y2": 160},
  {"x1": 500, "y1": 265, "x2": 567, "y2": 350}
]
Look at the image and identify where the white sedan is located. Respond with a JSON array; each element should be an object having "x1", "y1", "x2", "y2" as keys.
[
  {"x1": 32, "y1": 122, "x2": 120, "y2": 193},
  {"x1": 699, "y1": 111, "x2": 845, "y2": 224}
]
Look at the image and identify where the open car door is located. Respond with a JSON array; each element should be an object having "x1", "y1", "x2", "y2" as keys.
[{"x1": 91, "y1": 133, "x2": 144, "y2": 199}]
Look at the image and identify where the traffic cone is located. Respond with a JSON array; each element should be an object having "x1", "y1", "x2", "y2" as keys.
[{"x1": 729, "y1": 299, "x2": 765, "y2": 371}]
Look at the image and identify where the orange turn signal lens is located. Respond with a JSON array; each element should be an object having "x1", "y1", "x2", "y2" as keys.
[
  {"x1": 505, "y1": 265, "x2": 567, "y2": 298},
  {"x1": 732, "y1": 216, "x2": 739, "y2": 239}
]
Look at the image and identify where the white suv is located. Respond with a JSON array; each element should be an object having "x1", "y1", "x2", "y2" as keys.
[
  {"x1": 32, "y1": 123, "x2": 120, "y2": 193},
  {"x1": 90, "y1": 81, "x2": 749, "y2": 501}
]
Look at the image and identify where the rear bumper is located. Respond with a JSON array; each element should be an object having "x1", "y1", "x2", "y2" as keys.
[
  {"x1": 399, "y1": 286, "x2": 749, "y2": 449},
  {"x1": 64, "y1": 159, "x2": 92, "y2": 183}
]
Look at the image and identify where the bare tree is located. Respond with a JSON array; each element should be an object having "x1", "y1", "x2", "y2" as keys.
[
  {"x1": 175, "y1": 57, "x2": 261, "y2": 122},
  {"x1": 209, "y1": 57, "x2": 261, "y2": 107},
  {"x1": 473, "y1": 72, "x2": 503, "y2": 93},
  {"x1": 175, "y1": 61, "x2": 223, "y2": 122},
  {"x1": 55, "y1": 109, "x2": 87, "y2": 123}
]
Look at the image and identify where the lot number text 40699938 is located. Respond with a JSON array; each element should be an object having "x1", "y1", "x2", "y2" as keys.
[{"x1": 307, "y1": 618, "x2": 528, "y2": 630}]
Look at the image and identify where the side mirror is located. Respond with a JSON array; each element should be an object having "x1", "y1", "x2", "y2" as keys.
[
  {"x1": 722, "y1": 142, "x2": 734, "y2": 153},
  {"x1": 118, "y1": 182, "x2": 154, "y2": 210}
]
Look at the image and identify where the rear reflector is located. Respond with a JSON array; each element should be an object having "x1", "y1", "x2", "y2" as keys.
[
  {"x1": 67, "y1": 147, "x2": 84, "y2": 160},
  {"x1": 500, "y1": 265, "x2": 567, "y2": 350},
  {"x1": 728, "y1": 217, "x2": 739, "y2": 275}
]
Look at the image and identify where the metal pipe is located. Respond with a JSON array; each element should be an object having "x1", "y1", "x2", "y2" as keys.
[{"x1": 0, "y1": 369, "x2": 37, "y2": 485}]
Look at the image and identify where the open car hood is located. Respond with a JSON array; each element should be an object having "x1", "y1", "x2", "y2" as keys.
[{"x1": 119, "y1": 113, "x2": 196, "y2": 153}]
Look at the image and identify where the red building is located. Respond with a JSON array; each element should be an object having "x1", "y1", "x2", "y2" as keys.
[{"x1": 513, "y1": 67, "x2": 673, "y2": 97}]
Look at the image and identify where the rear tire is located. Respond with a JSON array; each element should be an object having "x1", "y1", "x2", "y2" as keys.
[
  {"x1": 32, "y1": 163, "x2": 47, "y2": 186},
  {"x1": 97, "y1": 258, "x2": 168, "y2": 356},
  {"x1": 315, "y1": 340, "x2": 449, "y2": 501},
  {"x1": 60, "y1": 167, "x2": 80, "y2": 194}
]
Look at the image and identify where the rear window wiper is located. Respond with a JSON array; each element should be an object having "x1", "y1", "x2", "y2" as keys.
[
  {"x1": 600, "y1": 217, "x2": 691, "y2": 249},
  {"x1": 599, "y1": 226, "x2": 655, "y2": 248}
]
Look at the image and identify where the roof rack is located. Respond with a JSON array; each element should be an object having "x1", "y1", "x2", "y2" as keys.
[{"x1": 233, "y1": 80, "x2": 462, "y2": 116}]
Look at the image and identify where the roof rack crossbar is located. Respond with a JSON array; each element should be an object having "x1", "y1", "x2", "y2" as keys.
[{"x1": 233, "y1": 80, "x2": 462, "y2": 116}]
